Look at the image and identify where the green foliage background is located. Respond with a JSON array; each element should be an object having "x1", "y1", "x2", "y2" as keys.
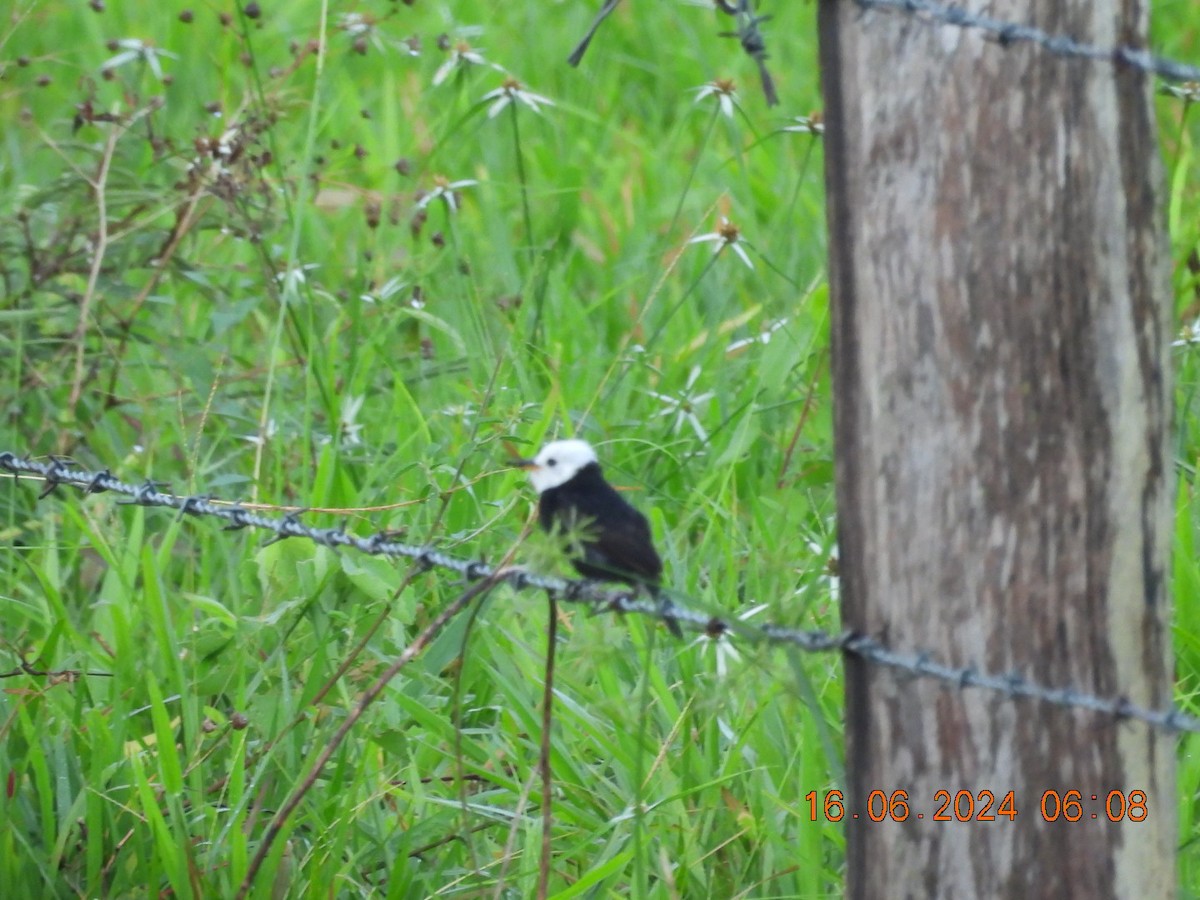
[{"x1": 0, "y1": 1, "x2": 1198, "y2": 896}]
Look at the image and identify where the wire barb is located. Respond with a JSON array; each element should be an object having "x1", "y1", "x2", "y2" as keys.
[
  {"x1": 717, "y1": 0, "x2": 779, "y2": 106},
  {"x1": 2, "y1": 450, "x2": 1197, "y2": 733}
]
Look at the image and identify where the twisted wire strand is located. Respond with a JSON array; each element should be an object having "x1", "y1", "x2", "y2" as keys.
[
  {"x1": 3, "y1": 451, "x2": 1197, "y2": 732},
  {"x1": 853, "y1": 0, "x2": 1200, "y2": 84}
]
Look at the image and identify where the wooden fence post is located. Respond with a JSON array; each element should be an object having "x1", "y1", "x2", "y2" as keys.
[{"x1": 817, "y1": 1, "x2": 1176, "y2": 895}]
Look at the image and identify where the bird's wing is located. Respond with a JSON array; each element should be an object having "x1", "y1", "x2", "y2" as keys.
[
  {"x1": 579, "y1": 512, "x2": 663, "y2": 583},
  {"x1": 573, "y1": 501, "x2": 662, "y2": 585},
  {"x1": 539, "y1": 471, "x2": 663, "y2": 585}
]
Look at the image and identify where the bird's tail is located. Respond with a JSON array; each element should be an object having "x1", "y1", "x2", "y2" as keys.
[{"x1": 650, "y1": 585, "x2": 683, "y2": 638}]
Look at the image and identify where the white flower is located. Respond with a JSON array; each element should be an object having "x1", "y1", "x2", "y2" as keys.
[
  {"x1": 1160, "y1": 81, "x2": 1200, "y2": 104},
  {"x1": 276, "y1": 264, "x2": 320, "y2": 294},
  {"x1": 339, "y1": 395, "x2": 365, "y2": 446},
  {"x1": 241, "y1": 419, "x2": 278, "y2": 447},
  {"x1": 716, "y1": 716, "x2": 757, "y2": 766},
  {"x1": 693, "y1": 604, "x2": 768, "y2": 678},
  {"x1": 687, "y1": 216, "x2": 754, "y2": 269},
  {"x1": 482, "y1": 77, "x2": 554, "y2": 118},
  {"x1": 360, "y1": 275, "x2": 407, "y2": 304},
  {"x1": 338, "y1": 12, "x2": 372, "y2": 37},
  {"x1": 102, "y1": 39, "x2": 178, "y2": 81},
  {"x1": 415, "y1": 175, "x2": 478, "y2": 212},
  {"x1": 806, "y1": 538, "x2": 840, "y2": 603},
  {"x1": 433, "y1": 41, "x2": 488, "y2": 86},
  {"x1": 440, "y1": 403, "x2": 477, "y2": 421},
  {"x1": 336, "y1": 12, "x2": 411, "y2": 55},
  {"x1": 693, "y1": 78, "x2": 739, "y2": 119},
  {"x1": 1174, "y1": 319, "x2": 1200, "y2": 348},
  {"x1": 796, "y1": 535, "x2": 840, "y2": 614},
  {"x1": 782, "y1": 113, "x2": 824, "y2": 136},
  {"x1": 726, "y1": 317, "x2": 788, "y2": 354},
  {"x1": 646, "y1": 366, "x2": 715, "y2": 442}
]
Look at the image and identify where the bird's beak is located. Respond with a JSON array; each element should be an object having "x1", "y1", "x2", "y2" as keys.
[{"x1": 504, "y1": 440, "x2": 538, "y2": 471}]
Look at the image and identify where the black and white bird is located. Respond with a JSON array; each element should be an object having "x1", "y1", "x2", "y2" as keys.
[{"x1": 515, "y1": 438, "x2": 681, "y2": 637}]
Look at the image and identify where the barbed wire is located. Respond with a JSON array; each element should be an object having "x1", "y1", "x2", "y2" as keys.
[
  {"x1": 853, "y1": 0, "x2": 1200, "y2": 84},
  {"x1": 717, "y1": 0, "x2": 779, "y2": 106},
  {"x1": 566, "y1": 1, "x2": 781, "y2": 105},
  {"x1": 2, "y1": 450, "x2": 1198, "y2": 733},
  {"x1": 564, "y1": 1, "x2": 1200, "y2": 109}
]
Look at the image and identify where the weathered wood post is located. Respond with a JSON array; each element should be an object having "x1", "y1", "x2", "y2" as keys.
[{"x1": 818, "y1": 1, "x2": 1176, "y2": 894}]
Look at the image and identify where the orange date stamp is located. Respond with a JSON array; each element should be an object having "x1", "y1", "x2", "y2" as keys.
[{"x1": 805, "y1": 789, "x2": 1148, "y2": 823}]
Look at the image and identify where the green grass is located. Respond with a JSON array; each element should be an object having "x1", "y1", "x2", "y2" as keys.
[{"x1": 1, "y1": 0, "x2": 1198, "y2": 896}]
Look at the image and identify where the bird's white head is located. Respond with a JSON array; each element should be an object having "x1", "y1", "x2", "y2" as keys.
[{"x1": 518, "y1": 439, "x2": 599, "y2": 493}]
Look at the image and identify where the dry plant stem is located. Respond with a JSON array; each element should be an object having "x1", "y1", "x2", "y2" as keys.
[
  {"x1": 260, "y1": 565, "x2": 427, "y2": 756},
  {"x1": 188, "y1": 351, "x2": 227, "y2": 489},
  {"x1": 452, "y1": 572, "x2": 507, "y2": 876},
  {"x1": 667, "y1": 108, "x2": 720, "y2": 239},
  {"x1": 427, "y1": 350, "x2": 509, "y2": 536},
  {"x1": 537, "y1": 593, "x2": 559, "y2": 900},
  {"x1": 305, "y1": 569, "x2": 422, "y2": 711},
  {"x1": 69, "y1": 127, "x2": 119, "y2": 410},
  {"x1": 776, "y1": 349, "x2": 826, "y2": 488},
  {"x1": 250, "y1": 0, "x2": 330, "y2": 501},
  {"x1": 642, "y1": 249, "x2": 720, "y2": 352},
  {"x1": 585, "y1": 197, "x2": 721, "y2": 419},
  {"x1": 408, "y1": 821, "x2": 498, "y2": 858},
  {"x1": 631, "y1": 624, "x2": 657, "y2": 892},
  {"x1": 234, "y1": 573, "x2": 503, "y2": 900},
  {"x1": 101, "y1": 185, "x2": 209, "y2": 408},
  {"x1": 491, "y1": 768, "x2": 540, "y2": 899}
]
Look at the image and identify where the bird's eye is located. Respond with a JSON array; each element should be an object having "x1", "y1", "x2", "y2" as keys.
[{"x1": 546, "y1": 458, "x2": 557, "y2": 467}]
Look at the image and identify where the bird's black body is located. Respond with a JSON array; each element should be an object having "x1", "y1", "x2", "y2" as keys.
[
  {"x1": 537, "y1": 461, "x2": 663, "y2": 588},
  {"x1": 519, "y1": 439, "x2": 681, "y2": 637}
]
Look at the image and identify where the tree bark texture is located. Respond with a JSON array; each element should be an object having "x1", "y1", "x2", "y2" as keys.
[{"x1": 818, "y1": 0, "x2": 1174, "y2": 896}]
